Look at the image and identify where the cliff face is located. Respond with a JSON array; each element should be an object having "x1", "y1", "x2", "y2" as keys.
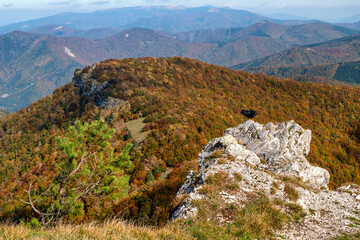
[{"x1": 173, "y1": 120, "x2": 360, "y2": 239}]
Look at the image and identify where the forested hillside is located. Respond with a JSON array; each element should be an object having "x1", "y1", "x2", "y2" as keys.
[
  {"x1": 235, "y1": 34, "x2": 360, "y2": 70},
  {"x1": 240, "y1": 61, "x2": 360, "y2": 84},
  {"x1": 234, "y1": 34, "x2": 360, "y2": 83},
  {"x1": 1, "y1": 57, "x2": 360, "y2": 226},
  {"x1": 0, "y1": 29, "x2": 290, "y2": 111}
]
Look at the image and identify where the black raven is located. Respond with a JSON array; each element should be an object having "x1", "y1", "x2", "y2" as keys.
[{"x1": 241, "y1": 109, "x2": 257, "y2": 119}]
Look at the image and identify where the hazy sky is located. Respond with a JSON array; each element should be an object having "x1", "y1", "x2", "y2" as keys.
[{"x1": 1, "y1": 0, "x2": 360, "y2": 25}]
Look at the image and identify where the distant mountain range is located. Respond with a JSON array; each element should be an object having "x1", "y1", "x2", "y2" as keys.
[
  {"x1": 29, "y1": 25, "x2": 121, "y2": 40},
  {"x1": 0, "y1": 6, "x2": 316, "y2": 35},
  {"x1": 1, "y1": 6, "x2": 360, "y2": 112},
  {"x1": 233, "y1": 34, "x2": 360, "y2": 84},
  {"x1": 235, "y1": 61, "x2": 360, "y2": 84},
  {"x1": 27, "y1": 21, "x2": 360, "y2": 46},
  {"x1": 172, "y1": 21, "x2": 359, "y2": 45},
  {"x1": 0, "y1": 27, "x2": 291, "y2": 111},
  {"x1": 339, "y1": 14, "x2": 360, "y2": 23},
  {"x1": 337, "y1": 21, "x2": 360, "y2": 31},
  {"x1": 0, "y1": 7, "x2": 265, "y2": 34},
  {"x1": 235, "y1": 34, "x2": 360, "y2": 69}
]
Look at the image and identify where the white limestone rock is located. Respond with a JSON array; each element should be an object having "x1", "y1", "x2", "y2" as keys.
[
  {"x1": 198, "y1": 134, "x2": 260, "y2": 168},
  {"x1": 172, "y1": 120, "x2": 360, "y2": 239},
  {"x1": 225, "y1": 120, "x2": 329, "y2": 189}
]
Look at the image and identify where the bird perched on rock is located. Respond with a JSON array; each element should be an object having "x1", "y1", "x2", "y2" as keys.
[{"x1": 241, "y1": 109, "x2": 257, "y2": 119}]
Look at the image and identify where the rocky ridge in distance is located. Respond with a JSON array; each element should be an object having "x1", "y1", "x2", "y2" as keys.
[{"x1": 173, "y1": 120, "x2": 360, "y2": 239}]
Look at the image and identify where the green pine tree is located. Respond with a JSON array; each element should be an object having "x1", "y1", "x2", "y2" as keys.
[{"x1": 23, "y1": 119, "x2": 132, "y2": 225}]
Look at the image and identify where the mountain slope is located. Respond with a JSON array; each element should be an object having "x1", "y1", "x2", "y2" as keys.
[
  {"x1": 3, "y1": 21, "x2": 360, "y2": 112},
  {"x1": 0, "y1": 7, "x2": 174, "y2": 34},
  {"x1": 172, "y1": 21, "x2": 360, "y2": 45},
  {"x1": 168, "y1": 27, "x2": 244, "y2": 43},
  {"x1": 231, "y1": 21, "x2": 359, "y2": 45},
  {"x1": 1, "y1": 57, "x2": 360, "y2": 225},
  {"x1": 0, "y1": 29, "x2": 291, "y2": 111},
  {"x1": 242, "y1": 61, "x2": 360, "y2": 84},
  {"x1": 0, "y1": 31, "x2": 91, "y2": 111},
  {"x1": 0, "y1": 6, "x2": 271, "y2": 34},
  {"x1": 29, "y1": 25, "x2": 121, "y2": 39},
  {"x1": 121, "y1": 7, "x2": 269, "y2": 32},
  {"x1": 233, "y1": 34, "x2": 360, "y2": 83},
  {"x1": 0, "y1": 29, "x2": 214, "y2": 111},
  {"x1": 338, "y1": 21, "x2": 360, "y2": 31},
  {"x1": 279, "y1": 22, "x2": 360, "y2": 45},
  {"x1": 234, "y1": 34, "x2": 360, "y2": 70},
  {"x1": 202, "y1": 36, "x2": 291, "y2": 66},
  {"x1": 98, "y1": 28, "x2": 216, "y2": 59}
]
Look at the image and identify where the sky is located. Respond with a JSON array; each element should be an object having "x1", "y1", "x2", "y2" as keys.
[{"x1": 0, "y1": 0, "x2": 360, "y2": 25}]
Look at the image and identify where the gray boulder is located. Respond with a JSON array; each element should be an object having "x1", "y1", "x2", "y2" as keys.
[
  {"x1": 172, "y1": 120, "x2": 360, "y2": 239},
  {"x1": 225, "y1": 120, "x2": 329, "y2": 189}
]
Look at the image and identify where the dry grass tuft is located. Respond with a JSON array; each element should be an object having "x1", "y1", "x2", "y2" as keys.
[
  {"x1": 280, "y1": 176, "x2": 311, "y2": 190},
  {"x1": 211, "y1": 148, "x2": 224, "y2": 159},
  {"x1": 233, "y1": 172, "x2": 243, "y2": 181},
  {"x1": 284, "y1": 184, "x2": 300, "y2": 201},
  {"x1": 0, "y1": 220, "x2": 193, "y2": 240},
  {"x1": 216, "y1": 158, "x2": 227, "y2": 164},
  {"x1": 286, "y1": 203, "x2": 306, "y2": 221}
]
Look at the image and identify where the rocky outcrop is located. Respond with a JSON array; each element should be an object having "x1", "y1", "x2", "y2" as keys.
[
  {"x1": 73, "y1": 63, "x2": 126, "y2": 107},
  {"x1": 172, "y1": 120, "x2": 360, "y2": 239},
  {"x1": 224, "y1": 120, "x2": 329, "y2": 189}
]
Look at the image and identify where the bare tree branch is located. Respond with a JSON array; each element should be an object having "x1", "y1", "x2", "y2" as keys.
[{"x1": 21, "y1": 182, "x2": 55, "y2": 217}]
